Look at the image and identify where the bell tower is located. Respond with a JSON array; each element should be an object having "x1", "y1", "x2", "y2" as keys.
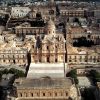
[{"x1": 46, "y1": 19, "x2": 56, "y2": 34}]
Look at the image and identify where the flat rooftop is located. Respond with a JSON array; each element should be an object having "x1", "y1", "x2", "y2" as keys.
[
  {"x1": 67, "y1": 44, "x2": 100, "y2": 54},
  {"x1": 27, "y1": 63, "x2": 65, "y2": 78},
  {"x1": 14, "y1": 77, "x2": 73, "y2": 89}
]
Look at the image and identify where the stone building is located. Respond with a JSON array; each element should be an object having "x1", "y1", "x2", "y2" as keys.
[
  {"x1": 94, "y1": 9, "x2": 100, "y2": 19},
  {"x1": 15, "y1": 21, "x2": 45, "y2": 39},
  {"x1": 67, "y1": 44, "x2": 100, "y2": 74},
  {"x1": 0, "y1": 48, "x2": 28, "y2": 66},
  {"x1": 29, "y1": 2, "x2": 56, "y2": 21},
  {"x1": 31, "y1": 19, "x2": 66, "y2": 63},
  {"x1": 0, "y1": 42, "x2": 28, "y2": 66},
  {"x1": 59, "y1": 5, "x2": 85, "y2": 17},
  {"x1": 11, "y1": 7, "x2": 31, "y2": 18},
  {"x1": 27, "y1": 19, "x2": 66, "y2": 78},
  {"x1": 66, "y1": 23, "x2": 100, "y2": 45},
  {"x1": 13, "y1": 77, "x2": 80, "y2": 100}
]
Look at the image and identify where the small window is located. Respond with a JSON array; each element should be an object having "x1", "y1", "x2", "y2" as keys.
[
  {"x1": 74, "y1": 59, "x2": 77, "y2": 62},
  {"x1": 47, "y1": 46, "x2": 49, "y2": 50},
  {"x1": 39, "y1": 59, "x2": 41, "y2": 62},
  {"x1": 55, "y1": 93, "x2": 57, "y2": 96},
  {"x1": 31, "y1": 93, "x2": 33, "y2": 97},
  {"x1": 47, "y1": 57, "x2": 50, "y2": 62},
  {"x1": 43, "y1": 93, "x2": 45, "y2": 96},
  {"x1": 20, "y1": 93, "x2": 22, "y2": 97},
  {"x1": 66, "y1": 92, "x2": 68, "y2": 96},
  {"x1": 3, "y1": 59, "x2": 5, "y2": 62},
  {"x1": 13, "y1": 60, "x2": 15, "y2": 64},
  {"x1": 55, "y1": 58, "x2": 57, "y2": 62}
]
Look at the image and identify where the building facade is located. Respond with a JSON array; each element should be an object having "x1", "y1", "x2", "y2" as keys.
[
  {"x1": 13, "y1": 78, "x2": 79, "y2": 100},
  {"x1": 0, "y1": 47, "x2": 28, "y2": 66},
  {"x1": 11, "y1": 7, "x2": 31, "y2": 18},
  {"x1": 27, "y1": 19, "x2": 66, "y2": 78}
]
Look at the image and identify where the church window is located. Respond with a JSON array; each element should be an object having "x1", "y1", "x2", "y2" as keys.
[
  {"x1": 31, "y1": 93, "x2": 33, "y2": 97},
  {"x1": 55, "y1": 92, "x2": 57, "y2": 96},
  {"x1": 66, "y1": 92, "x2": 68, "y2": 96},
  {"x1": 47, "y1": 46, "x2": 49, "y2": 50},
  {"x1": 3, "y1": 59, "x2": 5, "y2": 62},
  {"x1": 39, "y1": 59, "x2": 41, "y2": 62},
  {"x1": 19, "y1": 93, "x2": 22, "y2": 97},
  {"x1": 13, "y1": 60, "x2": 15, "y2": 64},
  {"x1": 43, "y1": 93, "x2": 45, "y2": 96},
  {"x1": 47, "y1": 57, "x2": 50, "y2": 62},
  {"x1": 55, "y1": 58, "x2": 57, "y2": 62}
]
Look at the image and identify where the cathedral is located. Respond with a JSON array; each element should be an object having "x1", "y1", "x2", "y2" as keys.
[
  {"x1": 27, "y1": 19, "x2": 66, "y2": 78},
  {"x1": 31, "y1": 19, "x2": 66, "y2": 63}
]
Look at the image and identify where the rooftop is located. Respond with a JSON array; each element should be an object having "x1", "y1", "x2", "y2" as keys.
[
  {"x1": 14, "y1": 78, "x2": 73, "y2": 89},
  {"x1": 67, "y1": 44, "x2": 100, "y2": 54}
]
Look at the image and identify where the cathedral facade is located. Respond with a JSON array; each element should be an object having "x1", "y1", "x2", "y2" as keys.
[
  {"x1": 27, "y1": 19, "x2": 66, "y2": 78},
  {"x1": 31, "y1": 19, "x2": 66, "y2": 63}
]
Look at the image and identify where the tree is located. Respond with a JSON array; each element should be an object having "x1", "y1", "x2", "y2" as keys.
[
  {"x1": 2, "y1": 69, "x2": 9, "y2": 74},
  {"x1": 15, "y1": 70, "x2": 25, "y2": 78},
  {"x1": 9, "y1": 68, "x2": 25, "y2": 78},
  {"x1": 8, "y1": 68, "x2": 16, "y2": 74},
  {"x1": 66, "y1": 69, "x2": 79, "y2": 84},
  {"x1": 89, "y1": 70, "x2": 100, "y2": 83},
  {"x1": 83, "y1": 88, "x2": 96, "y2": 100},
  {"x1": 73, "y1": 37, "x2": 94, "y2": 47}
]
